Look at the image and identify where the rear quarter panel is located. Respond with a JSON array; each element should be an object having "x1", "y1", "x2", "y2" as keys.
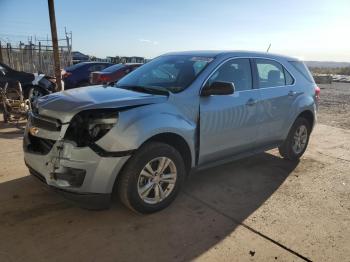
[{"x1": 281, "y1": 61, "x2": 317, "y2": 139}]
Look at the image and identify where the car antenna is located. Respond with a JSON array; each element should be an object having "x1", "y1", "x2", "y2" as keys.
[{"x1": 266, "y1": 43, "x2": 271, "y2": 53}]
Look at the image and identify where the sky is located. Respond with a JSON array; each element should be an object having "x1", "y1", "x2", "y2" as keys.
[{"x1": 1, "y1": 0, "x2": 349, "y2": 61}]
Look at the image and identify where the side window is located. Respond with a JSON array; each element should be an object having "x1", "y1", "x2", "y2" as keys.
[
  {"x1": 284, "y1": 68, "x2": 294, "y2": 85},
  {"x1": 208, "y1": 58, "x2": 252, "y2": 91},
  {"x1": 256, "y1": 59, "x2": 285, "y2": 88}
]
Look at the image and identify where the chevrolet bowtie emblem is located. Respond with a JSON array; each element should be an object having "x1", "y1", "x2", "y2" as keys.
[{"x1": 29, "y1": 127, "x2": 39, "y2": 136}]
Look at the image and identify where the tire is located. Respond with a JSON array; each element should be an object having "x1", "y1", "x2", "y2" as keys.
[
  {"x1": 117, "y1": 142, "x2": 186, "y2": 214},
  {"x1": 279, "y1": 117, "x2": 311, "y2": 161}
]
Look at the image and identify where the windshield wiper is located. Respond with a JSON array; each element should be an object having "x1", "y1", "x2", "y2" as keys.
[{"x1": 117, "y1": 85, "x2": 169, "y2": 95}]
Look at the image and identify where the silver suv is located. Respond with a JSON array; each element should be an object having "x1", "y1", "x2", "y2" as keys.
[{"x1": 23, "y1": 51, "x2": 319, "y2": 213}]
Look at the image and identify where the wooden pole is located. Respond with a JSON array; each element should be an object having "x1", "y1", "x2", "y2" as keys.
[
  {"x1": 48, "y1": 0, "x2": 62, "y2": 90},
  {"x1": 6, "y1": 43, "x2": 12, "y2": 67}
]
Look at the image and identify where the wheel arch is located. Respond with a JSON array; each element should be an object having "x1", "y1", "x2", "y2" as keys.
[
  {"x1": 297, "y1": 110, "x2": 314, "y2": 129},
  {"x1": 139, "y1": 132, "x2": 193, "y2": 175},
  {"x1": 112, "y1": 131, "x2": 193, "y2": 197}
]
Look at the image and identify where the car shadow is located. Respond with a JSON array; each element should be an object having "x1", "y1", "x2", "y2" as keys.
[{"x1": 0, "y1": 152, "x2": 298, "y2": 261}]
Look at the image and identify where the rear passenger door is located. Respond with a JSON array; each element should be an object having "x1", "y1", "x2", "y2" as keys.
[
  {"x1": 253, "y1": 58, "x2": 296, "y2": 147},
  {"x1": 199, "y1": 58, "x2": 260, "y2": 164}
]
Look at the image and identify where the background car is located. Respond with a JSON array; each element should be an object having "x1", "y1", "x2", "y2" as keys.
[
  {"x1": 0, "y1": 62, "x2": 57, "y2": 101},
  {"x1": 62, "y1": 62, "x2": 113, "y2": 89},
  {"x1": 90, "y1": 63, "x2": 142, "y2": 85}
]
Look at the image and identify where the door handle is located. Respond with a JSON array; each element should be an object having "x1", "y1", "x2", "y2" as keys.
[
  {"x1": 288, "y1": 91, "x2": 297, "y2": 97},
  {"x1": 246, "y1": 98, "x2": 257, "y2": 106}
]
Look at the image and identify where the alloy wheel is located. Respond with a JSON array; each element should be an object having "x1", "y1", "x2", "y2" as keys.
[
  {"x1": 137, "y1": 157, "x2": 177, "y2": 204},
  {"x1": 292, "y1": 125, "x2": 308, "y2": 154}
]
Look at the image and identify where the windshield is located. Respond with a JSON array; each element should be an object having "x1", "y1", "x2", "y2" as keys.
[{"x1": 116, "y1": 55, "x2": 213, "y2": 93}]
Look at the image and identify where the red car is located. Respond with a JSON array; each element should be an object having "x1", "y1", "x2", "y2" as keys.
[{"x1": 90, "y1": 63, "x2": 142, "y2": 85}]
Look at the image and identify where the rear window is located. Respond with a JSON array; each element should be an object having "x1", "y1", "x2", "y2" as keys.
[
  {"x1": 65, "y1": 63, "x2": 85, "y2": 71},
  {"x1": 102, "y1": 64, "x2": 125, "y2": 73},
  {"x1": 289, "y1": 61, "x2": 315, "y2": 83}
]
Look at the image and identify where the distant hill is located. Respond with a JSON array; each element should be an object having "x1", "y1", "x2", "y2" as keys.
[{"x1": 305, "y1": 61, "x2": 350, "y2": 68}]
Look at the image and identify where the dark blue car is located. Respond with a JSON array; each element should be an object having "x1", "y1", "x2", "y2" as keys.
[{"x1": 62, "y1": 62, "x2": 113, "y2": 89}]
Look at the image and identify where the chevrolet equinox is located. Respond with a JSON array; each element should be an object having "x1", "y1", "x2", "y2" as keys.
[{"x1": 23, "y1": 51, "x2": 319, "y2": 213}]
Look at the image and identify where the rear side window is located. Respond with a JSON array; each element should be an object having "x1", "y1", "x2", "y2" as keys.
[
  {"x1": 256, "y1": 59, "x2": 285, "y2": 88},
  {"x1": 289, "y1": 61, "x2": 315, "y2": 83},
  {"x1": 284, "y1": 68, "x2": 294, "y2": 85},
  {"x1": 256, "y1": 59, "x2": 295, "y2": 87},
  {"x1": 208, "y1": 58, "x2": 252, "y2": 91}
]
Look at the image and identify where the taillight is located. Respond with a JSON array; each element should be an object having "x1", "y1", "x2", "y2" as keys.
[
  {"x1": 315, "y1": 85, "x2": 320, "y2": 100},
  {"x1": 62, "y1": 72, "x2": 72, "y2": 78},
  {"x1": 100, "y1": 75, "x2": 110, "y2": 82}
]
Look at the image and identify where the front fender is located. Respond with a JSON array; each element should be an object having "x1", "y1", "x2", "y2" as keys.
[{"x1": 96, "y1": 104, "x2": 197, "y2": 163}]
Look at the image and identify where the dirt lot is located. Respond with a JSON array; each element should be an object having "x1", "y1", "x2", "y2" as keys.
[
  {"x1": 0, "y1": 83, "x2": 349, "y2": 262},
  {"x1": 318, "y1": 83, "x2": 350, "y2": 129}
]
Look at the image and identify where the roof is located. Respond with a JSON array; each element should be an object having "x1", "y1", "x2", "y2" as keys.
[{"x1": 162, "y1": 50, "x2": 298, "y2": 61}]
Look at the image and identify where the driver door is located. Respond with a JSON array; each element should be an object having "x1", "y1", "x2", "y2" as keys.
[{"x1": 199, "y1": 58, "x2": 260, "y2": 165}]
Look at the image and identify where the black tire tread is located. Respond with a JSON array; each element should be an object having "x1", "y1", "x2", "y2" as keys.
[
  {"x1": 117, "y1": 141, "x2": 185, "y2": 214},
  {"x1": 279, "y1": 117, "x2": 311, "y2": 161}
]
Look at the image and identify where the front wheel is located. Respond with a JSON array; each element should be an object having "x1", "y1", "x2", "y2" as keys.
[
  {"x1": 279, "y1": 117, "x2": 311, "y2": 161},
  {"x1": 117, "y1": 142, "x2": 186, "y2": 214}
]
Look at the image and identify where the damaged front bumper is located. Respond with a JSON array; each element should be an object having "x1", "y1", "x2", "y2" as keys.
[{"x1": 23, "y1": 114, "x2": 131, "y2": 209}]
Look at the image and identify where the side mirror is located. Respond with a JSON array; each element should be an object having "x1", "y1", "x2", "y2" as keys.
[{"x1": 201, "y1": 81, "x2": 235, "y2": 96}]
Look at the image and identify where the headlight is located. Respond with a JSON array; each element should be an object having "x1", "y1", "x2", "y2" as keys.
[
  {"x1": 88, "y1": 116, "x2": 117, "y2": 141},
  {"x1": 65, "y1": 110, "x2": 118, "y2": 147}
]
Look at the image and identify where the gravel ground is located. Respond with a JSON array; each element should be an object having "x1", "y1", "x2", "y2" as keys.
[{"x1": 318, "y1": 82, "x2": 350, "y2": 129}]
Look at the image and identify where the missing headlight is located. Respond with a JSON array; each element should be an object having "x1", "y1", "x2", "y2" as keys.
[{"x1": 65, "y1": 109, "x2": 118, "y2": 147}]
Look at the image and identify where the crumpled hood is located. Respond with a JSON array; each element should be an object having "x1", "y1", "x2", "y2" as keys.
[{"x1": 37, "y1": 85, "x2": 167, "y2": 123}]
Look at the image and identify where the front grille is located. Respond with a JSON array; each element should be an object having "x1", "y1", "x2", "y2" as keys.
[
  {"x1": 29, "y1": 112, "x2": 61, "y2": 131},
  {"x1": 27, "y1": 133, "x2": 56, "y2": 154}
]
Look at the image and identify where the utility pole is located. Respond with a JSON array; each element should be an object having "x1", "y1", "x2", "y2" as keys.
[
  {"x1": 48, "y1": 0, "x2": 62, "y2": 90},
  {"x1": 0, "y1": 41, "x2": 3, "y2": 63}
]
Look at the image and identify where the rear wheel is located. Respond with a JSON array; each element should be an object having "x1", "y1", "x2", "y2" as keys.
[
  {"x1": 118, "y1": 142, "x2": 186, "y2": 214},
  {"x1": 279, "y1": 117, "x2": 311, "y2": 161}
]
